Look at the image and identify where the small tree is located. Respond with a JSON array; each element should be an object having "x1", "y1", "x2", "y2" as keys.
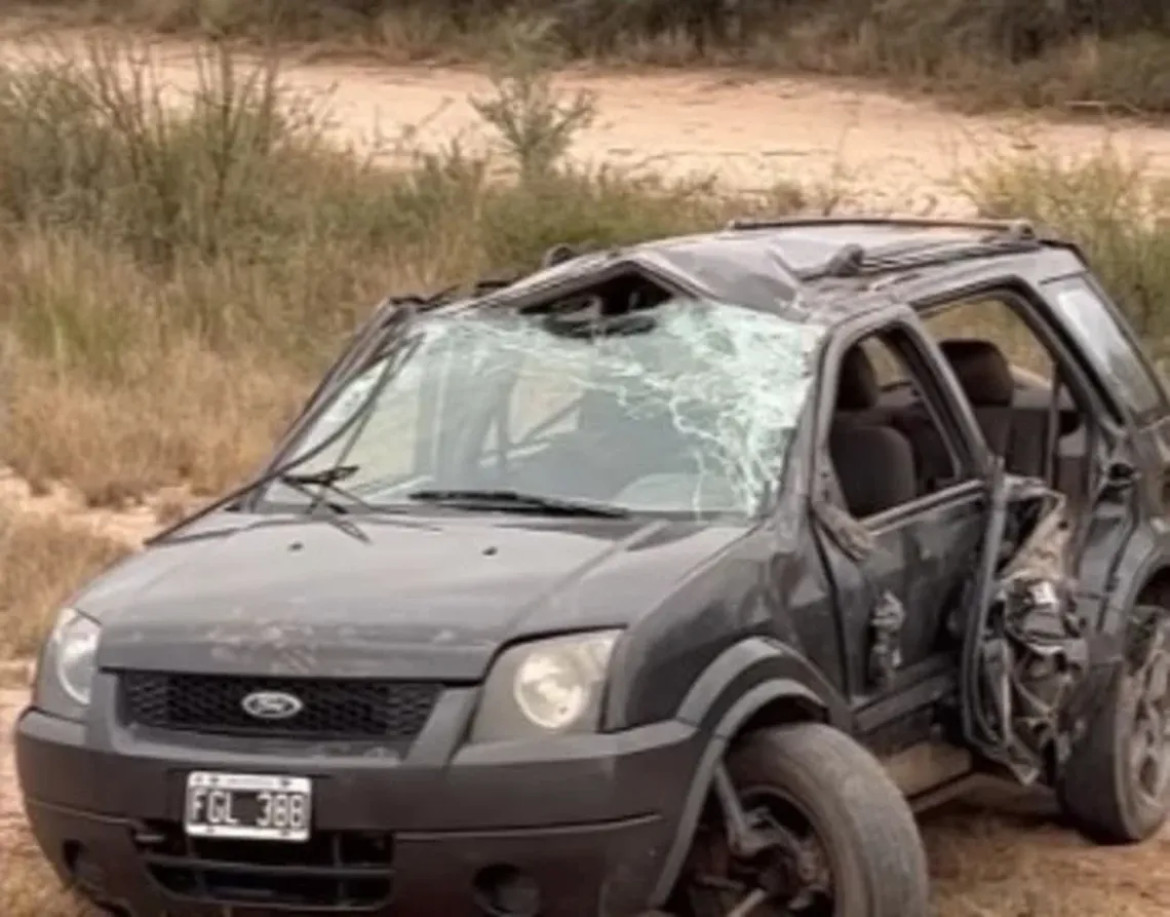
[{"x1": 470, "y1": 18, "x2": 596, "y2": 181}]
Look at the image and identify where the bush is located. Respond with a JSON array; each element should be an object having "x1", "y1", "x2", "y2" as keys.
[
  {"x1": 0, "y1": 36, "x2": 790, "y2": 506},
  {"x1": 961, "y1": 144, "x2": 1170, "y2": 360}
]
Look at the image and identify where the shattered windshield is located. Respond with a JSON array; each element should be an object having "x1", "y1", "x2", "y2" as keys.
[{"x1": 267, "y1": 297, "x2": 826, "y2": 519}]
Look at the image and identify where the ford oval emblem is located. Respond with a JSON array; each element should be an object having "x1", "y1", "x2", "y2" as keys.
[{"x1": 241, "y1": 690, "x2": 304, "y2": 721}]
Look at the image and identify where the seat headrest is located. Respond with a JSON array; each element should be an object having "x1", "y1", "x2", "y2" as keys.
[
  {"x1": 939, "y1": 339, "x2": 1014, "y2": 408},
  {"x1": 829, "y1": 423, "x2": 917, "y2": 517},
  {"x1": 836, "y1": 345, "x2": 880, "y2": 411}
]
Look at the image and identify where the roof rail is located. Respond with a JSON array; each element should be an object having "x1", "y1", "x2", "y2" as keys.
[
  {"x1": 818, "y1": 235, "x2": 1041, "y2": 279},
  {"x1": 726, "y1": 215, "x2": 1038, "y2": 241}
]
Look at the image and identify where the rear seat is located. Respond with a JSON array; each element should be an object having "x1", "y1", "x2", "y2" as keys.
[
  {"x1": 833, "y1": 336, "x2": 1086, "y2": 508},
  {"x1": 938, "y1": 338, "x2": 1086, "y2": 484},
  {"x1": 938, "y1": 340, "x2": 1015, "y2": 460}
]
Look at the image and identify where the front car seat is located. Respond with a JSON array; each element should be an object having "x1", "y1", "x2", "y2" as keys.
[{"x1": 829, "y1": 423, "x2": 917, "y2": 518}]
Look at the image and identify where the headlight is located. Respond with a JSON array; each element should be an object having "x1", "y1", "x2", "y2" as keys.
[
  {"x1": 34, "y1": 608, "x2": 101, "y2": 719},
  {"x1": 468, "y1": 630, "x2": 620, "y2": 743}
]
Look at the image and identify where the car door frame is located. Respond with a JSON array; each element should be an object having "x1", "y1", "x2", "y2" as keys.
[
  {"x1": 1028, "y1": 268, "x2": 1170, "y2": 640},
  {"x1": 808, "y1": 303, "x2": 995, "y2": 735},
  {"x1": 900, "y1": 259, "x2": 1147, "y2": 642}
]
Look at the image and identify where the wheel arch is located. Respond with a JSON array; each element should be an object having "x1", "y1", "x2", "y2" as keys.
[
  {"x1": 1094, "y1": 522, "x2": 1170, "y2": 639},
  {"x1": 648, "y1": 637, "x2": 850, "y2": 907}
]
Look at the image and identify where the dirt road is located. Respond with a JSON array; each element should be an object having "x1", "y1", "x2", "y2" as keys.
[{"x1": 6, "y1": 28, "x2": 1170, "y2": 214}]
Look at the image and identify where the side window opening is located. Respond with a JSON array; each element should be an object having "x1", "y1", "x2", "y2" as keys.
[
  {"x1": 920, "y1": 291, "x2": 1097, "y2": 513},
  {"x1": 828, "y1": 326, "x2": 972, "y2": 520}
]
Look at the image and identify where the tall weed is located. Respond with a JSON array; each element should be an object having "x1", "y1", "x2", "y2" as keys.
[
  {"x1": 471, "y1": 20, "x2": 595, "y2": 180},
  {"x1": 0, "y1": 36, "x2": 788, "y2": 504},
  {"x1": 961, "y1": 145, "x2": 1170, "y2": 357}
]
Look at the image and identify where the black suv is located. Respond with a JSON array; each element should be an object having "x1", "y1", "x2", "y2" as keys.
[{"x1": 15, "y1": 218, "x2": 1170, "y2": 917}]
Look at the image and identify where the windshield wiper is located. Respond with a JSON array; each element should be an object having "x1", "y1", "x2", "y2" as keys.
[
  {"x1": 407, "y1": 489, "x2": 630, "y2": 518},
  {"x1": 145, "y1": 301, "x2": 421, "y2": 548},
  {"x1": 267, "y1": 465, "x2": 372, "y2": 543},
  {"x1": 280, "y1": 465, "x2": 374, "y2": 513}
]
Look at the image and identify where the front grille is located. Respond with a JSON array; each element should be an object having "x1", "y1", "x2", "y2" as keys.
[
  {"x1": 120, "y1": 672, "x2": 441, "y2": 741},
  {"x1": 137, "y1": 823, "x2": 393, "y2": 911}
]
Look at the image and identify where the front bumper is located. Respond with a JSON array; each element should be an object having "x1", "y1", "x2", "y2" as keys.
[{"x1": 15, "y1": 682, "x2": 702, "y2": 917}]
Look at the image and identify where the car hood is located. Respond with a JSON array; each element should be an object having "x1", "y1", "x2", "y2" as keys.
[{"x1": 86, "y1": 511, "x2": 748, "y2": 680}]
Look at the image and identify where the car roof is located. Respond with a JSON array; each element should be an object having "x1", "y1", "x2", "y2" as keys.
[{"x1": 471, "y1": 217, "x2": 1087, "y2": 324}]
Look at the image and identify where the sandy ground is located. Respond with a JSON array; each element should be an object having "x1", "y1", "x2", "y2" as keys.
[
  {"x1": 1, "y1": 28, "x2": 1170, "y2": 914},
  {"x1": 5, "y1": 28, "x2": 1170, "y2": 214},
  {"x1": 0, "y1": 691, "x2": 23, "y2": 842}
]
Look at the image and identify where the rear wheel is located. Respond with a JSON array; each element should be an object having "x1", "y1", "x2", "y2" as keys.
[
  {"x1": 674, "y1": 723, "x2": 929, "y2": 917},
  {"x1": 1058, "y1": 604, "x2": 1170, "y2": 843}
]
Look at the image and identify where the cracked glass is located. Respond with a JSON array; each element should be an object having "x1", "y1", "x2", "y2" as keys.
[{"x1": 272, "y1": 298, "x2": 827, "y2": 519}]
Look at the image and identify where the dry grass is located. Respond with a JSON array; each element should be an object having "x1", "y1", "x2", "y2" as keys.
[
  {"x1": 0, "y1": 36, "x2": 1165, "y2": 511},
  {"x1": 924, "y1": 803, "x2": 1170, "y2": 915},
  {"x1": 0, "y1": 36, "x2": 783, "y2": 509},
  {"x1": 0, "y1": 321, "x2": 306, "y2": 507},
  {"x1": 0, "y1": 831, "x2": 90, "y2": 917},
  {"x1": 959, "y1": 143, "x2": 1170, "y2": 362},
  {"x1": 0, "y1": 509, "x2": 132, "y2": 658}
]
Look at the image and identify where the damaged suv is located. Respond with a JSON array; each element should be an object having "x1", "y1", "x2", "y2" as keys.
[{"x1": 16, "y1": 218, "x2": 1170, "y2": 917}]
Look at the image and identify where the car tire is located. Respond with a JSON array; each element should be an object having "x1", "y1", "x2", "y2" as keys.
[
  {"x1": 678, "y1": 722, "x2": 929, "y2": 917},
  {"x1": 1057, "y1": 603, "x2": 1170, "y2": 844}
]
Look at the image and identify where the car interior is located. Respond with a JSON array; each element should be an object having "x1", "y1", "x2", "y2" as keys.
[{"x1": 828, "y1": 294, "x2": 1095, "y2": 521}]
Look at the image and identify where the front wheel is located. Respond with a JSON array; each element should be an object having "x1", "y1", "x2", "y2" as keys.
[
  {"x1": 674, "y1": 723, "x2": 929, "y2": 917},
  {"x1": 1058, "y1": 604, "x2": 1170, "y2": 843}
]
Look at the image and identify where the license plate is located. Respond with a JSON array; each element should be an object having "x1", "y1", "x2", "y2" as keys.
[{"x1": 184, "y1": 772, "x2": 312, "y2": 842}]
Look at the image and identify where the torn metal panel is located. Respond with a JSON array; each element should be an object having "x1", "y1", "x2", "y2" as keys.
[
  {"x1": 633, "y1": 237, "x2": 806, "y2": 315},
  {"x1": 869, "y1": 591, "x2": 907, "y2": 689},
  {"x1": 1000, "y1": 485, "x2": 1075, "y2": 585},
  {"x1": 476, "y1": 234, "x2": 810, "y2": 320},
  {"x1": 973, "y1": 480, "x2": 1090, "y2": 783}
]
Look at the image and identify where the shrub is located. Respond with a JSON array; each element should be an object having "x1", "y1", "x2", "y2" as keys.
[
  {"x1": 960, "y1": 144, "x2": 1170, "y2": 359},
  {"x1": 0, "y1": 36, "x2": 796, "y2": 504}
]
